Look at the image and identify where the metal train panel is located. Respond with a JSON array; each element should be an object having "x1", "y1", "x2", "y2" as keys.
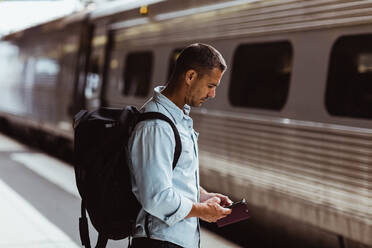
[
  {"x1": 191, "y1": 108, "x2": 372, "y2": 244},
  {"x1": 0, "y1": 22, "x2": 85, "y2": 138},
  {"x1": 111, "y1": 0, "x2": 372, "y2": 46}
]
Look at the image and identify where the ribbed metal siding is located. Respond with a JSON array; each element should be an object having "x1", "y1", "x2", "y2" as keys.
[
  {"x1": 114, "y1": 0, "x2": 372, "y2": 46},
  {"x1": 193, "y1": 111, "x2": 372, "y2": 222}
]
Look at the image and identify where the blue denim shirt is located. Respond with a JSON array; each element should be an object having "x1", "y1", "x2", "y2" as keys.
[{"x1": 129, "y1": 86, "x2": 200, "y2": 248}]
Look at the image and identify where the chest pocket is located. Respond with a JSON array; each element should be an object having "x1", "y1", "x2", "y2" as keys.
[{"x1": 177, "y1": 130, "x2": 195, "y2": 169}]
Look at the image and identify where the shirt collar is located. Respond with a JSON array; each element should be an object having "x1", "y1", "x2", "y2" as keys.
[{"x1": 153, "y1": 86, "x2": 190, "y2": 123}]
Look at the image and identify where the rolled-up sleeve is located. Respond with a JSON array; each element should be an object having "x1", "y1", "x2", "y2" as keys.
[{"x1": 129, "y1": 122, "x2": 193, "y2": 226}]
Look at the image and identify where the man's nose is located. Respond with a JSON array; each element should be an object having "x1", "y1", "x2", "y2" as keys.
[{"x1": 208, "y1": 89, "x2": 216, "y2": 99}]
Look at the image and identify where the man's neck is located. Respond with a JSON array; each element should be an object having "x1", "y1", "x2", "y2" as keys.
[{"x1": 161, "y1": 82, "x2": 186, "y2": 110}]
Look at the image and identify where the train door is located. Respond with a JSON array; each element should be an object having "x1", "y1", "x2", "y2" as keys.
[
  {"x1": 83, "y1": 27, "x2": 113, "y2": 111},
  {"x1": 69, "y1": 21, "x2": 93, "y2": 116}
]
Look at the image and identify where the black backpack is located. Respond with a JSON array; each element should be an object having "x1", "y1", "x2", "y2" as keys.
[{"x1": 73, "y1": 106, "x2": 182, "y2": 248}]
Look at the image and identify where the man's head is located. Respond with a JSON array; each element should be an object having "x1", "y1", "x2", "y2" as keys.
[{"x1": 168, "y1": 43, "x2": 227, "y2": 107}]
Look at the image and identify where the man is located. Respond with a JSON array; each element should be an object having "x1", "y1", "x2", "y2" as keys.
[{"x1": 129, "y1": 43, "x2": 232, "y2": 248}]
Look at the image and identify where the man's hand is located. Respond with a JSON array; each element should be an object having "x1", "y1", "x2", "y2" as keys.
[
  {"x1": 186, "y1": 197, "x2": 232, "y2": 223},
  {"x1": 199, "y1": 197, "x2": 232, "y2": 223},
  {"x1": 200, "y1": 191, "x2": 233, "y2": 208}
]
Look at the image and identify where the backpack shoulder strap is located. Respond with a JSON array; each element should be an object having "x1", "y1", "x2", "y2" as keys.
[{"x1": 136, "y1": 112, "x2": 181, "y2": 170}]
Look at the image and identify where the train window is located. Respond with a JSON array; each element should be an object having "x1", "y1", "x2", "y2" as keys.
[
  {"x1": 122, "y1": 51, "x2": 153, "y2": 97},
  {"x1": 0, "y1": 42, "x2": 22, "y2": 86},
  {"x1": 85, "y1": 56, "x2": 102, "y2": 99},
  {"x1": 167, "y1": 48, "x2": 183, "y2": 81},
  {"x1": 34, "y1": 58, "x2": 60, "y2": 86},
  {"x1": 229, "y1": 41, "x2": 292, "y2": 110},
  {"x1": 326, "y1": 34, "x2": 372, "y2": 119}
]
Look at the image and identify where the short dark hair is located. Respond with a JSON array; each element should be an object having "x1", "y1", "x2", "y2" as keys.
[{"x1": 170, "y1": 43, "x2": 227, "y2": 81}]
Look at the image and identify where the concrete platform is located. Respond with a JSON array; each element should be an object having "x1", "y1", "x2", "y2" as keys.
[{"x1": 0, "y1": 133, "x2": 241, "y2": 248}]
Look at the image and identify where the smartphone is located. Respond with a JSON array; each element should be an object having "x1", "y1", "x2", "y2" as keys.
[
  {"x1": 227, "y1": 198, "x2": 247, "y2": 209},
  {"x1": 217, "y1": 198, "x2": 250, "y2": 227}
]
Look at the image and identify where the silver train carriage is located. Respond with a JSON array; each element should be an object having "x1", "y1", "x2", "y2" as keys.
[{"x1": 0, "y1": 0, "x2": 371, "y2": 247}]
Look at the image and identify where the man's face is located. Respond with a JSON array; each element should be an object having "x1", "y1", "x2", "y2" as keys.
[{"x1": 185, "y1": 67, "x2": 223, "y2": 107}]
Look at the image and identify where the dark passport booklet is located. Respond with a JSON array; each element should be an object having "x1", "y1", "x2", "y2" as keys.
[{"x1": 216, "y1": 199, "x2": 250, "y2": 227}]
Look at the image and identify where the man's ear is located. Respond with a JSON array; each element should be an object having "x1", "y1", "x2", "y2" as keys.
[{"x1": 185, "y1": 69, "x2": 197, "y2": 86}]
